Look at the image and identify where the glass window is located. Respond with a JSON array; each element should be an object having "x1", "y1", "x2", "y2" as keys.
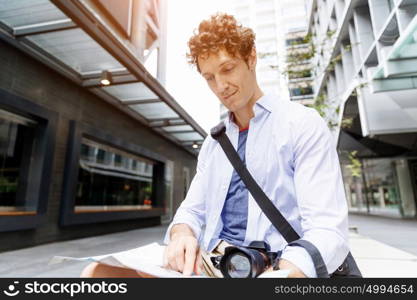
[
  {"x1": 75, "y1": 138, "x2": 155, "y2": 212},
  {"x1": 363, "y1": 159, "x2": 401, "y2": 217},
  {"x1": 290, "y1": 86, "x2": 313, "y2": 96},
  {"x1": 0, "y1": 109, "x2": 37, "y2": 213},
  {"x1": 96, "y1": 149, "x2": 106, "y2": 164},
  {"x1": 342, "y1": 158, "x2": 403, "y2": 217},
  {"x1": 286, "y1": 37, "x2": 305, "y2": 46},
  {"x1": 161, "y1": 160, "x2": 174, "y2": 224},
  {"x1": 341, "y1": 163, "x2": 368, "y2": 213}
]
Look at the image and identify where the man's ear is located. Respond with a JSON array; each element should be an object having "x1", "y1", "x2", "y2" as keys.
[{"x1": 248, "y1": 47, "x2": 257, "y2": 71}]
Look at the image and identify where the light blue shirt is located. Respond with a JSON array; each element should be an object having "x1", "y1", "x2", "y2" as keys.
[
  {"x1": 164, "y1": 94, "x2": 350, "y2": 278},
  {"x1": 218, "y1": 129, "x2": 249, "y2": 246}
]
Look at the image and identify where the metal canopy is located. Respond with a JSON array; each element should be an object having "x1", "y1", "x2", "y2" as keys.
[
  {"x1": 337, "y1": 97, "x2": 414, "y2": 158},
  {"x1": 27, "y1": 28, "x2": 125, "y2": 74},
  {"x1": 371, "y1": 15, "x2": 417, "y2": 93},
  {"x1": 0, "y1": 0, "x2": 206, "y2": 156}
]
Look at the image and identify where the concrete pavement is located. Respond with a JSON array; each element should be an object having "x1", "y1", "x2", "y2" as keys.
[
  {"x1": 348, "y1": 214, "x2": 417, "y2": 277},
  {"x1": 0, "y1": 214, "x2": 416, "y2": 277},
  {"x1": 0, "y1": 226, "x2": 167, "y2": 278},
  {"x1": 350, "y1": 232, "x2": 417, "y2": 277},
  {"x1": 349, "y1": 214, "x2": 417, "y2": 256}
]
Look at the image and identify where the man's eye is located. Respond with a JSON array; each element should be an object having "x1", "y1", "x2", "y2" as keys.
[
  {"x1": 206, "y1": 76, "x2": 214, "y2": 81},
  {"x1": 223, "y1": 67, "x2": 234, "y2": 73}
]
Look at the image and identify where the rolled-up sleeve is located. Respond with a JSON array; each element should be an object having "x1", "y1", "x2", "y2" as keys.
[
  {"x1": 280, "y1": 108, "x2": 349, "y2": 278},
  {"x1": 163, "y1": 138, "x2": 210, "y2": 245}
]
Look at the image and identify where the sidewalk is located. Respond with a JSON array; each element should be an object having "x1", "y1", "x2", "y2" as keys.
[
  {"x1": 0, "y1": 221, "x2": 416, "y2": 277},
  {"x1": 348, "y1": 214, "x2": 417, "y2": 277},
  {"x1": 0, "y1": 226, "x2": 167, "y2": 278},
  {"x1": 349, "y1": 232, "x2": 417, "y2": 277}
]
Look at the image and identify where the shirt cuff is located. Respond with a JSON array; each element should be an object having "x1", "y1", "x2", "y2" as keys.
[
  {"x1": 163, "y1": 218, "x2": 202, "y2": 245},
  {"x1": 280, "y1": 245, "x2": 318, "y2": 278}
]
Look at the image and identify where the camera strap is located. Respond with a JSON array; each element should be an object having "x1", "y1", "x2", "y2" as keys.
[
  {"x1": 210, "y1": 122, "x2": 300, "y2": 243},
  {"x1": 211, "y1": 121, "x2": 330, "y2": 278}
]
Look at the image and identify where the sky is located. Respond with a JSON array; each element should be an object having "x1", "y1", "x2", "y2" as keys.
[{"x1": 165, "y1": 0, "x2": 232, "y2": 133}]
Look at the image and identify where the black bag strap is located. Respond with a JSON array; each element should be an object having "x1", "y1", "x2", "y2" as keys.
[
  {"x1": 288, "y1": 240, "x2": 329, "y2": 278},
  {"x1": 210, "y1": 122, "x2": 300, "y2": 243},
  {"x1": 211, "y1": 122, "x2": 330, "y2": 277}
]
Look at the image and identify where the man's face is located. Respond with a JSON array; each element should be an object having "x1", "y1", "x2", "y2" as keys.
[{"x1": 198, "y1": 48, "x2": 257, "y2": 113}]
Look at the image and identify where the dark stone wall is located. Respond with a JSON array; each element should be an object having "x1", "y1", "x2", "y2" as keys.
[{"x1": 0, "y1": 39, "x2": 198, "y2": 252}]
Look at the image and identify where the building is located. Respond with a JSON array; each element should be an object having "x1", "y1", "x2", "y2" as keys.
[
  {"x1": 0, "y1": 0, "x2": 205, "y2": 252},
  {"x1": 278, "y1": 0, "x2": 315, "y2": 105},
  {"x1": 308, "y1": 0, "x2": 417, "y2": 218},
  {"x1": 284, "y1": 30, "x2": 315, "y2": 105}
]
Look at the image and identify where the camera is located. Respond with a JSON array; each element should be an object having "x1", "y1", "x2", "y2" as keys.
[{"x1": 210, "y1": 241, "x2": 280, "y2": 278}]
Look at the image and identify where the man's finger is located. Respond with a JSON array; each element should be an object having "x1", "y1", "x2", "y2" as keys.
[
  {"x1": 174, "y1": 247, "x2": 185, "y2": 273},
  {"x1": 166, "y1": 247, "x2": 178, "y2": 271},
  {"x1": 194, "y1": 248, "x2": 203, "y2": 275},
  {"x1": 183, "y1": 243, "x2": 197, "y2": 276},
  {"x1": 162, "y1": 246, "x2": 169, "y2": 268}
]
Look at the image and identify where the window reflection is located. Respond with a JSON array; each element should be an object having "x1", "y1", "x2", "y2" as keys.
[
  {"x1": 75, "y1": 138, "x2": 155, "y2": 212},
  {"x1": 0, "y1": 109, "x2": 37, "y2": 214},
  {"x1": 363, "y1": 159, "x2": 400, "y2": 215},
  {"x1": 342, "y1": 158, "x2": 402, "y2": 217}
]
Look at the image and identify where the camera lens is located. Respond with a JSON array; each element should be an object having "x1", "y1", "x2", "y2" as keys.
[
  {"x1": 225, "y1": 253, "x2": 251, "y2": 278},
  {"x1": 219, "y1": 244, "x2": 274, "y2": 278}
]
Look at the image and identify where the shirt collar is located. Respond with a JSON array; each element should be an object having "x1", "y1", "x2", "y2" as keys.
[
  {"x1": 256, "y1": 93, "x2": 274, "y2": 113},
  {"x1": 225, "y1": 94, "x2": 275, "y2": 127}
]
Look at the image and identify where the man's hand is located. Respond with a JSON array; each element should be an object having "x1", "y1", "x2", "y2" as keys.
[
  {"x1": 262, "y1": 258, "x2": 307, "y2": 278},
  {"x1": 163, "y1": 224, "x2": 202, "y2": 276},
  {"x1": 277, "y1": 258, "x2": 307, "y2": 278}
]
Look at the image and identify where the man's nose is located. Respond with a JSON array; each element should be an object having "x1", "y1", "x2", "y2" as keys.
[{"x1": 217, "y1": 78, "x2": 229, "y2": 93}]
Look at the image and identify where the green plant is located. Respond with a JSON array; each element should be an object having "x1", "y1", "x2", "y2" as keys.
[
  {"x1": 0, "y1": 176, "x2": 18, "y2": 194},
  {"x1": 357, "y1": 82, "x2": 368, "y2": 89},
  {"x1": 352, "y1": 82, "x2": 369, "y2": 97},
  {"x1": 287, "y1": 50, "x2": 315, "y2": 62},
  {"x1": 346, "y1": 151, "x2": 362, "y2": 178},
  {"x1": 325, "y1": 53, "x2": 343, "y2": 72},
  {"x1": 143, "y1": 186, "x2": 152, "y2": 198},
  {"x1": 288, "y1": 69, "x2": 312, "y2": 79},
  {"x1": 326, "y1": 29, "x2": 336, "y2": 39},
  {"x1": 341, "y1": 117, "x2": 353, "y2": 129},
  {"x1": 288, "y1": 33, "x2": 313, "y2": 46},
  {"x1": 309, "y1": 93, "x2": 329, "y2": 117},
  {"x1": 257, "y1": 51, "x2": 276, "y2": 59},
  {"x1": 343, "y1": 44, "x2": 352, "y2": 52},
  {"x1": 327, "y1": 121, "x2": 339, "y2": 129}
]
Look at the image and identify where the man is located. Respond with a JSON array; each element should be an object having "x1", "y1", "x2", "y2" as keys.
[
  {"x1": 163, "y1": 13, "x2": 350, "y2": 278},
  {"x1": 81, "y1": 13, "x2": 349, "y2": 278}
]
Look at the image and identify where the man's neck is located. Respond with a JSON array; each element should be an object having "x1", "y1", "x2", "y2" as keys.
[{"x1": 233, "y1": 89, "x2": 264, "y2": 130}]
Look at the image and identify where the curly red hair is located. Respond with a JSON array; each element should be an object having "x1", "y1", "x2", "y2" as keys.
[{"x1": 187, "y1": 13, "x2": 256, "y2": 72}]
